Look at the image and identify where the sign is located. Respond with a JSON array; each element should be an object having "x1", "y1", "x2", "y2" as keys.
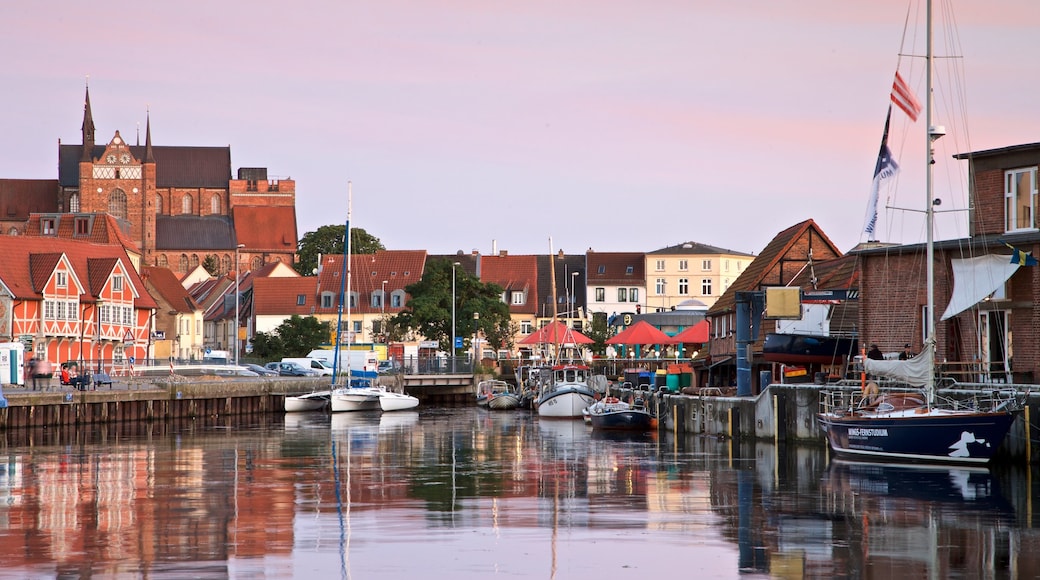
[
  {"x1": 454, "y1": 337, "x2": 463, "y2": 349},
  {"x1": 419, "y1": 340, "x2": 439, "y2": 349},
  {"x1": 123, "y1": 329, "x2": 135, "y2": 344},
  {"x1": 151, "y1": 330, "x2": 166, "y2": 340}
]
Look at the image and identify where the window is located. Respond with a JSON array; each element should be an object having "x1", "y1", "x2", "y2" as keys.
[
  {"x1": 100, "y1": 304, "x2": 110, "y2": 323},
  {"x1": 391, "y1": 292, "x2": 403, "y2": 308},
  {"x1": 56, "y1": 271, "x2": 67, "y2": 288},
  {"x1": 655, "y1": 259, "x2": 665, "y2": 271},
  {"x1": 352, "y1": 321, "x2": 362, "y2": 333},
  {"x1": 521, "y1": 320, "x2": 532, "y2": 334},
  {"x1": 190, "y1": 254, "x2": 200, "y2": 269},
  {"x1": 511, "y1": 291, "x2": 525, "y2": 305},
  {"x1": 221, "y1": 254, "x2": 231, "y2": 273},
  {"x1": 211, "y1": 194, "x2": 221, "y2": 214},
  {"x1": 597, "y1": 265, "x2": 606, "y2": 274},
  {"x1": 182, "y1": 194, "x2": 194, "y2": 215},
  {"x1": 42, "y1": 218, "x2": 55, "y2": 235},
  {"x1": 44, "y1": 301, "x2": 55, "y2": 320},
  {"x1": 113, "y1": 276, "x2": 123, "y2": 292},
  {"x1": 1005, "y1": 167, "x2": 1037, "y2": 231},
  {"x1": 69, "y1": 193, "x2": 80, "y2": 213},
  {"x1": 678, "y1": 259, "x2": 688, "y2": 271},
  {"x1": 701, "y1": 279, "x2": 713, "y2": 295},
  {"x1": 8, "y1": 227, "x2": 18, "y2": 236},
  {"x1": 625, "y1": 266, "x2": 634, "y2": 275},
  {"x1": 701, "y1": 259, "x2": 711, "y2": 271},
  {"x1": 617, "y1": 288, "x2": 627, "y2": 302},
  {"x1": 629, "y1": 288, "x2": 639, "y2": 303},
  {"x1": 371, "y1": 293, "x2": 382, "y2": 308},
  {"x1": 655, "y1": 278, "x2": 666, "y2": 295},
  {"x1": 75, "y1": 218, "x2": 89, "y2": 235},
  {"x1": 678, "y1": 278, "x2": 689, "y2": 295},
  {"x1": 109, "y1": 189, "x2": 127, "y2": 219},
  {"x1": 322, "y1": 293, "x2": 334, "y2": 308},
  {"x1": 56, "y1": 301, "x2": 66, "y2": 320},
  {"x1": 156, "y1": 194, "x2": 163, "y2": 214},
  {"x1": 156, "y1": 254, "x2": 168, "y2": 268},
  {"x1": 297, "y1": 294, "x2": 306, "y2": 306},
  {"x1": 725, "y1": 260, "x2": 730, "y2": 272},
  {"x1": 594, "y1": 287, "x2": 605, "y2": 302},
  {"x1": 123, "y1": 306, "x2": 132, "y2": 325}
]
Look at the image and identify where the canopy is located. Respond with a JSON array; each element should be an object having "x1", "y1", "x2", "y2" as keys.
[
  {"x1": 671, "y1": 319, "x2": 710, "y2": 344},
  {"x1": 606, "y1": 320, "x2": 673, "y2": 345},
  {"x1": 518, "y1": 321, "x2": 594, "y2": 345}
]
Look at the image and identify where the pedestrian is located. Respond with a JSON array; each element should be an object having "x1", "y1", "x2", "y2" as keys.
[
  {"x1": 867, "y1": 344, "x2": 884, "y2": 361},
  {"x1": 899, "y1": 343, "x2": 915, "y2": 360},
  {"x1": 28, "y1": 357, "x2": 37, "y2": 390}
]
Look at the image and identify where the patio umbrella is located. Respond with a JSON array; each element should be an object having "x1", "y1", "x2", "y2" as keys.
[
  {"x1": 606, "y1": 320, "x2": 674, "y2": 357},
  {"x1": 518, "y1": 321, "x2": 594, "y2": 345},
  {"x1": 670, "y1": 319, "x2": 710, "y2": 357}
]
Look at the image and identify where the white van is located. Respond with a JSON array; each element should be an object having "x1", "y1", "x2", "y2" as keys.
[
  {"x1": 306, "y1": 349, "x2": 378, "y2": 377},
  {"x1": 281, "y1": 357, "x2": 334, "y2": 376}
]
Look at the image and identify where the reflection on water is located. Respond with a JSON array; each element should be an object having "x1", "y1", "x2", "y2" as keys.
[{"x1": 0, "y1": 409, "x2": 1037, "y2": 578}]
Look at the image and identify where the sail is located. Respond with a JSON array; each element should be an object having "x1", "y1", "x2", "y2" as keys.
[
  {"x1": 940, "y1": 255, "x2": 1019, "y2": 321},
  {"x1": 863, "y1": 340, "x2": 935, "y2": 388}
]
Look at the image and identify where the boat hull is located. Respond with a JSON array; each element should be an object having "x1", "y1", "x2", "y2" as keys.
[
  {"x1": 487, "y1": 394, "x2": 521, "y2": 411},
  {"x1": 763, "y1": 333, "x2": 858, "y2": 365},
  {"x1": 331, "y1": 388, "x2": 381, "y2": 412},
  {"x1": 284, "y1": 391, "x2": 329, "y2": 413},
  {"x1": 817, "y1": 410, "x2": 1019, "y2": 464},
  {"x1": 589, "y1": 409, "x2": 653, "y2": 431},
  {"x1": 536, "y1": 388, "x2": 595, "y2": 418},
  {"x1": 379, "y1": 391, "x2": 419, "y2": 412}
]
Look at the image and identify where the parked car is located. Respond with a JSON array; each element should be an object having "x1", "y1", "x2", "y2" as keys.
[
  {"x1": 243, "y1": 363, "x2": 278, "y2": 377},
  {"x1": 378, "y1": 360, "x2": 401, "y2": 374},
  {"x1": 264, "y1": 361, "x2": 319, "y2": 377}
]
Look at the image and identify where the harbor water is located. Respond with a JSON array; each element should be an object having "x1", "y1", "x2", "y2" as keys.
[{"x1": 0, "y1": 407, "x2": 1038, "y2": 579}]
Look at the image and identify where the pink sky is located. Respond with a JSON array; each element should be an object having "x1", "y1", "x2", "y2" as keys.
[{"x1": 2, "y1": 1, "x2": 1038, "y2": 257}]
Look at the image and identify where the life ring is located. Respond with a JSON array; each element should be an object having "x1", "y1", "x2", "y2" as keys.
[{"x1": 605, "y1": 396, "x2": 620, "y2": 404}]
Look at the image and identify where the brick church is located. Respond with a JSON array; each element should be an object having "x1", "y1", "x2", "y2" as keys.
[{"x1": 0, "y1": 85, "x2": 298, "y2": 274}]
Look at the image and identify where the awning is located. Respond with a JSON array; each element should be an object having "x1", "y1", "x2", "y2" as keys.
[
  {"x1": 707, "y1": 356, "x2": 733, "y2": 369},
  {"x1": 941, "y1": 254, "x2": 1020, "y2": 320}
]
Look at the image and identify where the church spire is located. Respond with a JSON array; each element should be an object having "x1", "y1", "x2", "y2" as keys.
[
  {"x1": 81, "y1": 79, "x2": 95, "y2": 162},
  {"x1": 144, "y1": 109, "x2": 155, "y2": 163}
]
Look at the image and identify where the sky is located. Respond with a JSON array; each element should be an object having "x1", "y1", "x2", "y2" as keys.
[{"x1": 3, "y1": 1, "x2": 1039, "y2": 258}]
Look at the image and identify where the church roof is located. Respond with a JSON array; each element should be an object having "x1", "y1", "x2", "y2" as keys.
[
  {"x1": 0, "y1": 179, "x2": 60, "y2": 218},
  {"x1": 58, "y1": 144, "x2": 231, "y2": 188},
  {"x1": 231, "y1": 206, "x2": 297, "y2": 253},
  {"x1": 156, "y1": 215, "x2": 236, "y2": 250}
]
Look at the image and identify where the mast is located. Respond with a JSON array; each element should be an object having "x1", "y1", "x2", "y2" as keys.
[
  {"x1": 332, "y1": 182, "x2": 353, "y2": 386},
  {"x1": 549, "y1": 237, "x2": 560, "y2": 363},
  {"x1": 924, "y1": 0, "x2": 940, "y2": 404}
]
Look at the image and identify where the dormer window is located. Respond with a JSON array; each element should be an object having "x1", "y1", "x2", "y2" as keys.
[
  {"x1": 511, "y1": 291, "x2": 525, "y2": 305},
  {"x1": 41, "y1": 218, "x2": 55, "y2": 235},
  {"x1": 297, "y1": 294, "x2": 306, "y2": 306},
  {"x1": 75, "y1": 217, "x2": 89, "y2": 235},
  {"x1": 625, "y1": 266, "x2": 633, "y2": 275},
  {"x1": 321, "y1": 292, "x2": 334, "y2": 308}
]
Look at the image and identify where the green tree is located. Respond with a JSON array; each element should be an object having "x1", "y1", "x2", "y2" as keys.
[
  {"x1": 250, "y1": 315, "x2": 330, "y2": 360},
  {"x1": 584, "y1": 312, "x2": 613, "y2": 356},
  {"x1": 392, "y1": 259, "x2": 511, "y2": 354},
  {"x1": 202, "y1": 254, "x2": 220, "y2": 276},
  {"x1": 295, "y1": 225, "x2": 385, "y2": 276}
]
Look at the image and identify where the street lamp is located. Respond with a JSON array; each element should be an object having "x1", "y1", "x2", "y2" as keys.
[
  {"x1": 95, "y1": 299, "x2": 104, "y2": 374},
  {"x1": 570, "y1": 271, "x2": 579, "y2": 320},
  {"x1": 234, "y1": 243, "x2": 245, "y2": 366},
  {"x1": 451, "y1": 262, "x2": 460, "y2": 373}
]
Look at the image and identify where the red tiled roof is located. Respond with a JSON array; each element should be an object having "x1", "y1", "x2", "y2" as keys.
[
  {"x1": 478, "y1": 254, "x2": 538, "y2": 315},
  {"x1": 232, "y1": 206, "x2": 297, "y2": 252},
  {"x1": 708, "y1": 219, "x2": 842, "y2": 315},
  {"x1": 252, "y1": 277, "x2": 319, "y2": 316},
  {"x1": 586, "y1": 251, "x2": 646, "y2": 285},
  {"x1": 142, "y1": 266, "x2": 199, "y2": 313},
  {"x1": 24, "y1": 213, "x2": 142, "y2": 254},
  {"x1": 0, "y1": 179, "x2": 60, "y2": 219},
  {"x1": 0, "y1": 236, "x2": 156, "y2": 308},
  {"x1": 315, "y1": 250, "x2": 427, "y2": 315}
]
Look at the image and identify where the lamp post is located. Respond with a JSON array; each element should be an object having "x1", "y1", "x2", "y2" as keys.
[
  {"x1": 570, "y1": 271, "x2": 579, "y2": 321},
  {"x1": 95, "y1": 300, "x2": 104, "y2": 374},
  {"x1": 234, "y1": 244, "x2": 244, "y2": 366},
  {"x1": 381, "y1": 279, "x2": 388, "y2": 343},
  {"x1": 451, "y1": 262, "x2": 460, "y2": 373}
]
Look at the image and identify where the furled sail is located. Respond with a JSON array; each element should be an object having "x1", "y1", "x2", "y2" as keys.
[
  {"x1": 863, "y1": 340, "x2": 934, "y2": 387},
  {"x1": 940, "y1": 254, "x2": 1019, "y2": 321}
]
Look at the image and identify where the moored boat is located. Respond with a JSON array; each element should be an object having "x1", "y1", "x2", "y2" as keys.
[
  {"x1": 585, "y1": 396, "x2": 654, "y2": 432},
  {"x1": 379, "y1": 389, "x2": 419, "y2": 412},
  {"x1": 476, "y1": 379, "x2": 521, "y2": 410},
  {"x1": 535, "y1": 363, "x2": 596, "y2": 419},
  {"x1": 284, "y1": 390, "x2": 330, "y2": 412},
  {"x1": 331, "y1": 385, "x2": 382, "y2": 412}
]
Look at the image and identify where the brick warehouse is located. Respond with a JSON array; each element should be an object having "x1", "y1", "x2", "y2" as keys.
[{"x1": 0, "y1": 85, "x2": 298, "y2": 275}]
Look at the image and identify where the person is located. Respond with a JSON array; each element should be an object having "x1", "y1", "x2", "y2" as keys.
[
  {"x1": 27, "y1": 357, "x2": 37, "y2": 390},
  {"x1": 60, "y1": 364, "x2": 70, "y2": 386},
  {"x1": 866, "y1": 344, "x2": 884, "y2": 361},
  {"x1": 899, "y1": 343, "x2": 915, "y2": 360}
]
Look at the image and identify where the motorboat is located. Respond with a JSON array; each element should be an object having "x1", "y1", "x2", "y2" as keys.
[
  {"x1": 476, "y1": 379, "x2": 520, "y2": 411},
  {"x1": 535, "y1": 363, "x2": 597, "y2": 419},
  {"x1": 284, "y1": 390, "x2": 330, "y2": 412},
  {"x1": 585, "y1": 396, "x2": 654, "y2": 432}
]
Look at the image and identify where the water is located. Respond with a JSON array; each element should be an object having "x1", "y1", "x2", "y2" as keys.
[{"x1": 0, "y1": 407, "x2": 1037, "y2": 579}]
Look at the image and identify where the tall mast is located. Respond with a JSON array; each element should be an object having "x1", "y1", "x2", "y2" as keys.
[
  {"x1": 924, "y1": 0, "x2": 939, "y2": 403},
  {"x1": 332, "y1": 182, "x2": 353, "y2": 386},
  {"x1": 549, "y1": 237, "x2": 559, "y2": 363}
]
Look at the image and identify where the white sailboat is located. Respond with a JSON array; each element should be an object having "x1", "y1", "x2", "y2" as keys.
[{"x1": 817, "y1": 0, "x2": 1020, "y2": 464}]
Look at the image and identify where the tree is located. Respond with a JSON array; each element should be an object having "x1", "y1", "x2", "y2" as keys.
[
  {"x1": 202, "y1": 254, "x2": 220, "y2": 276},
  {"x1": 250, "y1": 315, "x2": 331, "y2": 360},
  {"x1": 392, "y1": 259, "x2": 511, "y2": 354},
  {"x1": 295, "y1": 225, "x2": 385, "y2": 276}
]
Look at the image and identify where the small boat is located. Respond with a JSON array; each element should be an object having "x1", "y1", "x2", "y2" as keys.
[
  {"x1": 535, "y1": 363, "x2": 597, "y2": 419},
  {"x1": 330, "y1": 384, "x2": 382, "y2": 412},
  {"x1": 585, "y1": 396, "x2": 654, "y2": 432},
  {"x1": 379, "y1": 389, "x2": 419, "y2": 412},
  {"x1": 476, "y1": 379, "x2": 521, "y2": 411},
  {"x1": 284, "y1": 390, "x2": 330, "y2": 412}
]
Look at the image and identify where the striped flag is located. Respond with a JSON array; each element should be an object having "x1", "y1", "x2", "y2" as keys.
[
  {"x1": 1004, "y1": 242, "x2": 1039, "y2": 266},
  {"x1": 891, "y1": 71, "x2": 922, "y2": 121},
  {"x1": 863, "y1": 108, "x2": 900, "y2": 240}
]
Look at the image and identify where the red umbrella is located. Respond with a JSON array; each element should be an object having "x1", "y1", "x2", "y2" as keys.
[
  {"x1": 519, "y1": 321, "x2": 594, "y2": 345},
  {"x1": 671, "y1": 320, "x2": 710, "y2": 344},
  {"x1": 606, "y1": 320, "x2": 674, "y2": 345}
]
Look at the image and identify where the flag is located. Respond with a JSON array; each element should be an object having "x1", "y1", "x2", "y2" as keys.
[
  {"x1": 1004, "y1": 243, "x2": 1039, "y2": 266},
  {"x1": 891, "y1": 71, "x2": 922, "y2": 122},
  {"x1": 863, "y1": 108, "x2": 900, "y2": 240}
]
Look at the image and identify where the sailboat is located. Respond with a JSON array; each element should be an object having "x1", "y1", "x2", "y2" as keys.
[
  {"x1": 816, "y1": 1, "x2": 1021, "y2": 465},
  {"x1": 535, "y1": 238, "x2": 596, "y2": 419}
]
